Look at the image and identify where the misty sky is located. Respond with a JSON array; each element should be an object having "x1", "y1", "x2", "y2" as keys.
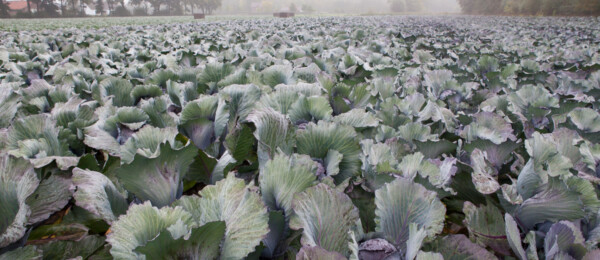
[{"x1": 217, "y1": 0, "x2": 461, "y2": 14}]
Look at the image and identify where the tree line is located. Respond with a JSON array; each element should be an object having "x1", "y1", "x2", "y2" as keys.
[
  {"x1": 0, "y1": 0, "x2": 222, "y2": 18},
  {"x1": 459, "y1": 0, "x2": 600, "y2": 16}
]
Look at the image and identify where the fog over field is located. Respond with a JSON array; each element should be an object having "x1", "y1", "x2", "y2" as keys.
[{"x1": 217, "y1": 0, "x2": 461, "y2": 14}]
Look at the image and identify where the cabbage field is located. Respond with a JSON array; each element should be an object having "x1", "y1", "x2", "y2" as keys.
[{"x1": 1, "y1": 15, "x2": 600, "y2": 259}]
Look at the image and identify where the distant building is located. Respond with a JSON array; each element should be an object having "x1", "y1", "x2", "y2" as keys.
[{"x1": 6, "y1": 0, "x2": 37, "y2": 16}]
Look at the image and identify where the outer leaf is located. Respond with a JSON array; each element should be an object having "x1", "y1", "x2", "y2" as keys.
[
  {"x1": 525, "y1": 132, "x2": 572, "y2": 178},
  {"x1": 120, "y1": 126, "x2": 179, "y2": 164},
  {"x1": 470, "y1": 149, "x2": 500, "y2": 195},
  {"x1": 26, "y1": 173, "x2": 73, "y2": 224},
  {"x1": 296, "y1": 246, "x2": 346, "y2": 260},
  {"x1": 397, "y1": 122, "x2": 437, "y2": 143},
  {"x1": 406, "y1": 223, "x2": 428, "y2": 260},
  {"x1": 357, "y1": 238, "x2": 398, "y2": 260},
  {"x1": 515, "y1": 180, "x2": 585, "y2": 229},
  {"x1": 0, "y1": 85, "x2": 21, "y2": 128},
  {"x1": 28, "y1": 223, "x2": 89, "y2": 243},
  {"x1": 583, "y1": 250, "x2": 600, "y2": 260},
  {"x1": 98, "y1": 77, "x2": 134, "y2": 107},
  {"x1": 462, "y1": 112, "x2": 516, "y2": 145},
  {"x1": 247, "y1": 107, "x2": 290, "y2": 165},
  {"x1": 422, "y1": 234, "x2": 497, "y2": 260},
  {"x1": 288, "y1": 95, "x2": 333, "y2": 124},
  {"x1": 296, "y1": 121, "x2": 361, "y2": 183},
  {"x1": 174, "y1": 174, "x2": 269, "y2": 259},
  {"x1": 333, "y1": 108, "x2": 379, "y2": 129},
  {"x1": 38, "y1": 235, "x2": 106, "y2": 259},
  {"x1": 220, "y1": 84, "x2": 261, "y2": 123},
  {"x1": 262, "y1": 65, "x2": 295, "y2": 87},
  {"x1": 505, "y1": 213, "x2": 527, "y2": 260},
  {"x1": 324, "y1": 149, "x2": 343, "y2": 177},
  {"x1": 0, "y1": 155, "x2": 38, "y2": 247},
  {"x1": 0, "y1": 245, "x2": 41, "y2": 260},
  {"x1": 462, "y1": 201, "x2": 510, "y2": 255},
  {"x1": 259, "y1": 153, "x2": 317, "y2": 220},
  {"x1": 116, "y1": 142, "x2": 197, "y2": 207},
  {"x1": 262, "y1": 211, "x2": 286, "y2": 258},
  {"x1": 106, "y1": 202, "x2": 194, "y2": 259},
  {"x1": 71, "y1": 168, "x2": 128, "y2": 224},
  {"x1": 524, "y1": 231, "x2": 539, "y2": 260},
  {"x1": 544, "y1": 221, "x2": 586, "y2": 260},
  {"x1": 374, "y1": 178, "x2": 446, "y2": 249},
  {"x1": 416, "y1": 251, "x2": 444, "y2": 260},
  {"x1": 7, "y1": 114, "x2": 78, "y2": 170},
  {"x1": 289, "y1": 183, "x2": 359, "y2": 255},
  {"x1": 224, "y1": 124, "x2": 254, "y2": 162},
  {"x1": 569, "y1": 107, "x2": 600, "y2": 132},
  {"x1": 260, "y1": 83, "x2": 323, "y2": 115},
  {"x1": 134, "y1": 221, "x2": 226, "y2": 260},
  {"x1": 209, "y1": 151, "x2": 237, "y2": 184},
  {"x1": 178, "y1": 96, "x2": 218, "y2": 150}
]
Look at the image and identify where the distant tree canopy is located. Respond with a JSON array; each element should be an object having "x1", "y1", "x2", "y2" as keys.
[
  {"x1": 195, "y1": 0, "x2": 221, "y2": 14},
  {"x1": 0, "y1": 0, "x2": 222, "y2": 17},
  {"x1": 0, "y1": 0, "x2": 9, "y2": 17},
  {"x1": 459, "y1": 0, "x2": 600, "y2": 16}
]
